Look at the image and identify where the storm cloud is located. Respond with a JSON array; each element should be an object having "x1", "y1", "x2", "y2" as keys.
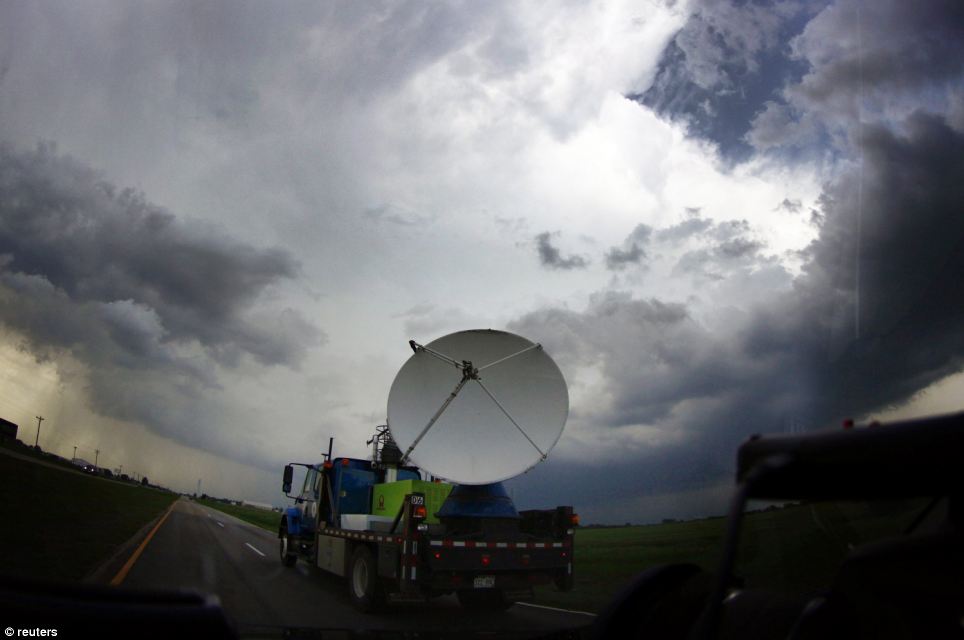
[
  {"x1": 510, "y1": 110, "x2": 964, "y2": 516},
  {"x1": 750, "y1": 0, "x2": 964, "y2": 152},
  {"x1": 0, "y1": 143, "x2": 321, "y2": 451}
]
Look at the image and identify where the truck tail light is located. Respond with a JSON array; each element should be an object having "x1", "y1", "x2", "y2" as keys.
[
  {"x1": 570, "y1": 513, "x2": 580, "y2": 526},
  {"x1": 414, "y1": 505, "x2": 427, "y2": 519},
  {"x1": 434, "y1": 552, "x2": 442, "y2": 560},
  {"x1": 481, "y1": 555, "x2": 491, "y2": 566}
]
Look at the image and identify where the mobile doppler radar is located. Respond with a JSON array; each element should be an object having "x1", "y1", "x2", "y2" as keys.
[{"x1": 279, "y1": 329, "x2": 577, "y2": 611}]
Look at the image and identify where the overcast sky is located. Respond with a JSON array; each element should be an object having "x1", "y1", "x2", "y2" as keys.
[{"x1": 1, "y1": 0, "x2": 962, "y2": 523}]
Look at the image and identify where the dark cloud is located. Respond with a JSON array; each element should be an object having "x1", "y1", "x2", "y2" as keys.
[
  {"x1": 792, "y1": 0, "x2": 964, "y2": 108},
  {"x1": 774, "y1": 197, "x2": 802, "y2": 214},
  {"x1": 605, "y1": 224, "x2": 652, "y2": 270},
  {"x1": 510, "y1": 111, "x2": 964, "y2": 522},
  {"x1": 535, "y1": 231, "x2": 589, "y2": 270},
  {"x1": 673, "y1": 234, "x2": 764, "y2": 278},
  {"x1": 0, "y1": 143, "x2": 322, "y2": 448},
  {"x1": 653, "y1": 214, "x2": 764, "y2": 278},
  {"x1": 720, "y1": 237, "x2": 764, "y2": 259},
  {"x1": 747, "y1": 0, "x2": 964, "y2": 152},
  {"x1": 605, "y1": 244, "x2": 645, "y2": 270},
  {"x1": 0, "y1": 143, "x2": 316, "y2": 365}
]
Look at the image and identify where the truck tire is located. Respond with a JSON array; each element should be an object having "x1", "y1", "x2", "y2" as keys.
[
  {"x1": 457, "y1": 589, "x2": 514, "y2": 611},
  {"x1": 348, "y1": 545, "x2": 385, "y2": 612},
  {"x1": 279, "y1": 523, "x2": 297, "y2": 567}
]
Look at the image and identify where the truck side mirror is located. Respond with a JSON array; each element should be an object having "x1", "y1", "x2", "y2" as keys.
[{"x1": 282, "y1": 464, "x2": 293, "y2": 494}]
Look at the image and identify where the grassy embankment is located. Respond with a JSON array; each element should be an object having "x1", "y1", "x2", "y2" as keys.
[
  {"x1": 0, "y1": 450, "x2": 177, "y2": 581},
  {"x1": 527, "y1": 499, "x2": 925, "y2": 613},
  {"x1": 195, "y1": 497, "x2": 281, "y2": 532}
]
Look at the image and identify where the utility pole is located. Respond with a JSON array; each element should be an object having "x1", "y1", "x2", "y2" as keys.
[
  {"x1": 95, "y1": 449, "x2": 100, "y2": 469},
  {"x1": 34, "y1": 416, "x2": 44, "y2": 448}
]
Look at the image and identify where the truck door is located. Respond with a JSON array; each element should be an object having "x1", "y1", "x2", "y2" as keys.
[{"x1": 298, "y1": 467, "x2": 319, "y2": 535}]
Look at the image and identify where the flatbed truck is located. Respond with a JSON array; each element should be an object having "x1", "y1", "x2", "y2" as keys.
[{"x1": 278, "y1": 432, "x2": 577, "y2": 611}]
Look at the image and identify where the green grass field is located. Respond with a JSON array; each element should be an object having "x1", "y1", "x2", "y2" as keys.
[
  {"x1": 196, "y1": 497, "x2": 281, "y2": 532},
  {"x1": 527, "y1": 518, "x2": 727, "y2": 612},
  {"x1": 527, "y1": 499, "x2": 926, "y2": 613},
  {"x1": 0, "y1": 451, "x2": 177, "y2": 581}
]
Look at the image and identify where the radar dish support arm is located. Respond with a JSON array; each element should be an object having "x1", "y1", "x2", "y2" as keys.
[
  {"x1": 477, "y1": 343, "x2": 542, "y2": 372},
  {"x1": 398, "y1": 374, "x2": 472, "y2": 466},
  {"x1": 475, "y1": 378, "x2": 547, "y2": 459},
  {"x1": 409, "y1": 340, "x2": 462, "y2": 370}
]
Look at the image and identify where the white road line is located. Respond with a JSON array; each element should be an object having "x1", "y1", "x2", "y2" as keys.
[
  {"x1": 216, "y1": 521, "x2": 225, "y2": 528},
  {"x1": 516, "y1": 602, "x2": 597, "y2": 617},
  {"x1": 245, "y1": 542, "x2": 266, "y2": 557}
]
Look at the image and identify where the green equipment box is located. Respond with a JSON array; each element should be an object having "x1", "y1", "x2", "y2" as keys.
[{"x1": 372, "y1": 479, "x2": 453, "y2": 524}]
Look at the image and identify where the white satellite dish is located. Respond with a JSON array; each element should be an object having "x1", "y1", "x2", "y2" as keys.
[{"x1": 387, "y1": 329, "x2": 569, "y2": 485}]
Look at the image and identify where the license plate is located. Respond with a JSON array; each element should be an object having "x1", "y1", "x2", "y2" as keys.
[{"x1": 473, "y1": 575, "x2": 495, "y2": 589}]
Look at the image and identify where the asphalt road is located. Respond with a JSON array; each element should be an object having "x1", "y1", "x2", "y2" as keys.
[{"x1": 118, "y1": 498, "x2": 595, "y2": 637}]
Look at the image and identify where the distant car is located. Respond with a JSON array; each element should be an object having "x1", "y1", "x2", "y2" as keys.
[{"x1": 83, "y1": 465, "x2": 97, "y2": 474}]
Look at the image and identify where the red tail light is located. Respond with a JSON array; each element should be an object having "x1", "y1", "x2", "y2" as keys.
[
  {"x1": 481, "y1": 555, "x2": 491, "y2": 566},
  {"x1": 570, "y1": 514, "x2": 580, "y2": 526},
  {"x1": 414, "y1": 505, "x2": 427, "y2": 519}
]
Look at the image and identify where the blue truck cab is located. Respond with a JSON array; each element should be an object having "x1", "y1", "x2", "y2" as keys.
[{"x1": 281, "y1": 458, "x2": 417, "y2": 540}]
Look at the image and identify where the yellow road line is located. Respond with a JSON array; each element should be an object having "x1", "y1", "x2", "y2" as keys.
[{"x1": 109, "y1": 499, "x2": 178, "y2": 586}]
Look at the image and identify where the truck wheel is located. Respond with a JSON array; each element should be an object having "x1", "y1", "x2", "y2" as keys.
[
  {"x1": 348, "y1": 545, "x2": 385, "y2": 612},
  {"x1": 457, "y1": 589, "x2": 514, "y2": 611},
  {"x1": 279, "y1": 523, "x2": 297, "y2": 567}
]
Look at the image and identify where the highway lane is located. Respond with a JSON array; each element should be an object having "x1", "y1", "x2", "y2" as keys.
[{"x1": 119, "y1": 498, "x2": 594, "y2": 636}]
